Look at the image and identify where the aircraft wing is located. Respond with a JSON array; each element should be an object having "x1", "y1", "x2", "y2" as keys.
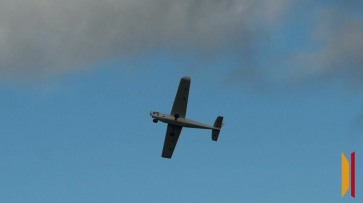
[
  {"x1": 162, "y1": 124, "x2": 183, "y2": 158},
  {"x1": 170, "y1": 76, "x2": 191, "y2": 118}
]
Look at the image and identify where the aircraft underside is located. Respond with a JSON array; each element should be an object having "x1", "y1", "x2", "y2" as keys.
[{"x1": 150, "y1": 76, "x2": 224, "y2": 158}]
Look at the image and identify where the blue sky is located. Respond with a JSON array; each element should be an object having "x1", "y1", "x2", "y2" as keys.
[{"x1": 0, "y1": 1, "x2": 363, "y2": 202}]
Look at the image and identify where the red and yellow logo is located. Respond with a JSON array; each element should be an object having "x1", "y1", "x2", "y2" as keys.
[{"x1": 341, "y1": 152, "x2": 355, "y2": 198}]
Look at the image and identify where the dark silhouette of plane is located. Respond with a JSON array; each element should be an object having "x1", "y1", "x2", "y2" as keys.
[{"x1": 150, "y1": 76, "x2": 224, "y2": 158}]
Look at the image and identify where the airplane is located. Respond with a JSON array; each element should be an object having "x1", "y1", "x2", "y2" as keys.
[{"x1": 150, "y1": 76, "x2": 224, "y2": 158}]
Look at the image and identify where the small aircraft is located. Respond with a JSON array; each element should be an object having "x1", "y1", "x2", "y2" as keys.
[{"x1": 150, "y1": 76, "x2": 224, "y2": 158}]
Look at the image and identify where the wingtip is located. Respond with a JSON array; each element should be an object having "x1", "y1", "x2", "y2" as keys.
[
  {"x1": 182, "y1": 76, "x2": 191, "y2": 81},
  {"x1": 162, "y1": 155, "x2": 172, "y2": 159}
]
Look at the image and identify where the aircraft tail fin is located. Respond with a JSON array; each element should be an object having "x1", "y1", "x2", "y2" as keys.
[{"x1": 212, "y1": 116, "x2": 224, "y2": 141}]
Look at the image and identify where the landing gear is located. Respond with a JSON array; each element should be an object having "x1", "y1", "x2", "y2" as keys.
[
  {"x1": 174, "y1": 114, "x2": 179, "y2": 120},
  {"x1": 153, "y1": 119, "x2": 158, "y2": 123}
]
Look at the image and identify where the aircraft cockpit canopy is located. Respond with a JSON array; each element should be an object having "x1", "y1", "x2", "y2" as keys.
[{"x1": 150, "y1": 111, "x2": 160, "y2": 116}]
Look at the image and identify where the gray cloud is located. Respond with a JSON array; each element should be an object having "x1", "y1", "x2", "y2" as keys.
[
  {"x1": 1, "y1": 0, "x2": 363, "y2": 87},
  {"x1": 0, "y1": 0, "x2": 291, "y2": 80},
  {"x1": 286, "y1": 5, "x2": 363, "y2": 87}
]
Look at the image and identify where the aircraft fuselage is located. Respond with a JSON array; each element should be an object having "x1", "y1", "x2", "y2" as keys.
[{"x1": 150, "y1": 112, "x2": 219, "y2": 130}]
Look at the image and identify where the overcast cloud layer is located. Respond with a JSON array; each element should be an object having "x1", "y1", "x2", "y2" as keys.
[{"x1": 0, "y1": 0, "x2": 362, "y2": 85}]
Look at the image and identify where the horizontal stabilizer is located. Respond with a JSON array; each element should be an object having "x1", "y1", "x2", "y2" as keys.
[
  {"x1": 213, "y1": 116, "x2": 223, "y2": 129},
  {"x1": 212, "y1": 129, "x2": 220, "y2": 141},
  {"x1": 212, "y1": 116, "x2": 224, "y2": 141}
]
